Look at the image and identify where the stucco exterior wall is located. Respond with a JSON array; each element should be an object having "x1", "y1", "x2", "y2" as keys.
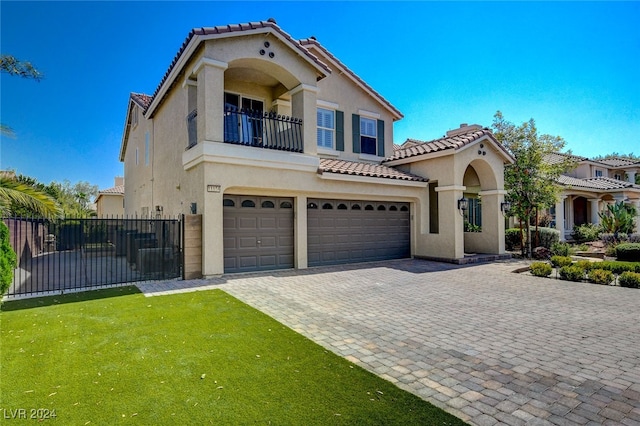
[
  {"x1": 96, "y1": 194, "x2": 124, "y2": 217},
  {"x1": 123, "y1": 104, "x2": 153, "y2": 216}
]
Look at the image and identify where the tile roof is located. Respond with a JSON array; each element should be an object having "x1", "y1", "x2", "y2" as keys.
[
  {"x1": 558, "y1": 175, "x2": 640, "y2": 191},
  {"x1": 131, "y1": 93, "x2": 152, "y2": 109},
  {"x1": 385, "y1": 128, "x2": 507, "y2": 162},
  {"x1": 146, "y1": 19, "x2": 331, "y2": 116},
  {"x1": 318, "y1": 159, "x2": 427, "y2": 182},
  {"x1": 98, "y1": 185, "x2": 125, "y2": 195},
  {"x1": 544, "y1": 152, "x2": 588, "y2": 165},
  {"x1": 594, "y1": 157, "x2": 640, "y2": 167},
  {"x1": 299, "y1": 37, "x2": 403, "y2": 120}
]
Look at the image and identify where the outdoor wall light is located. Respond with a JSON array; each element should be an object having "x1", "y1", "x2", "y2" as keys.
[
  {"x1": 501, "y1": 201, "x2": 511, "y2": 216},
  {"x1": 458, "y1": 197, "x2": 468, "y2": 213}
]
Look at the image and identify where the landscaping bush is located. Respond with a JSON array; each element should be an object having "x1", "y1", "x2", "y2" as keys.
[
  {"x1": 588, "y1": 269, "x2": 613, "y2": 285},
  {"x1": 551, "y1": 255, "x2": 573, "y2": 268},
  {"x1": 505, "y1": 228, "x2": 522, "y2": 251},
  {"x1": 537, "y1": 227, "x2": 560, "y2": 249},
  {"x1": 597, "y1": 261, "x2": 640, "y2": 274},
  {"x1": 0, "y1": 221, "x2": 17, "y2": 296},
  {"x1": 559, "y1": 265, "x2": 585, "y2": 282},
  {"x1": 571, "y1": 223, "x2": 601, "y2": 243},
  {"x1": 629, "y1": 233, "x2": 640, "y2": 243},
  {"x1": 532, "y1": 247, "x2": 550, "y2": 259},
  {"x1": 618, "y1": 271, "x2": 640, "y2": 289},
  {"x1": 575, "y1": 259, "x2": 596, "y2": 271},
  {"x1": 601, "y1": 233, "x2": 628, "y2": 246},
  {"x1": 530, "y1": 262, "x2": 552, "y2": 277},
  {"x1": 550, "y1": 242, "x2": 571, "y2": 257},
  {"x1": 616, "y1": 243, "x2": 640, "y2": 262}
]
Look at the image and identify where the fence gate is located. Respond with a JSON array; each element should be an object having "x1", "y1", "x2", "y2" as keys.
[{"x1": 3, "y1": 217, "x2": 183, "y2": 297}]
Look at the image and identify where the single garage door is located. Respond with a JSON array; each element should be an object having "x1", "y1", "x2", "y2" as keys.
[
  {"x1": 307, "y1": 199, "x2": 410, "y2": 267},
  {"x1": 223, "y1": 195, "x2": 294, "y2": 273}
]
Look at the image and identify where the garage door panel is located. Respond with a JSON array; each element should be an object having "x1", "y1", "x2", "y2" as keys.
[
  {"x1": 224, "y1": 196, "x2": 294, "y2": 273},
  {"x1": 308, "y1": 199, "x2": 410, "y2": 267}
]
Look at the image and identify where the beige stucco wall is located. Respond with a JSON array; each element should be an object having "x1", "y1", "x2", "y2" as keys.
[
  {"x1": 123, "y1": 103, "x2": 153, "y2": 216},
  {"x1": 96, "y1": 194, "x2": 124, "y2": 217}
]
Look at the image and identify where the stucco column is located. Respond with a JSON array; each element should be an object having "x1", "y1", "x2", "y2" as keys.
[
  {"x1": 555, "y1": 197, "x2": 566, "y2": 241},
  {"x1": 478, "y1": 190, "x2": 507, "y2": 254},
  {"x1": 435, "y1": 185, "x2": 466, "y2": 259},
  {"x1": 290, "y1": 84, "x2": 318, "y2": 156},
  {"x1": 627, "y1": 171, "x2": 636, "y2": 184},
  {"x1": 588, "y1": 198, "x2": 600, "y2": 225},
  {"x1": 193, "y1": 58, "x2": 228, "y2": 143},
  {"x1": 201, "y1": 168, "x2": 224, "y2": 277},
  {"x1": 295, "y1": 195, "x2": 308, "y2": 269}
]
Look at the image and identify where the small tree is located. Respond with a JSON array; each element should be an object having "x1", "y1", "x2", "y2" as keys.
[
  {"x1": 492, "y1": 112, "x2": 575, "y2": 257},
  {"x1": 599, "y1": 201, "x2": 636, "y2": 236}
]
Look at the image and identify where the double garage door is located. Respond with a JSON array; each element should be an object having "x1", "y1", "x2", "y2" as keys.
[{"x1": 223, "y1": 196, "x2": 410, "y2": 273}]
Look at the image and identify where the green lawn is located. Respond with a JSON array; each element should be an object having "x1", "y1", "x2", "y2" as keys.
[{"x1": 1, "y1": 287, "x2": 466, "y2": 425}]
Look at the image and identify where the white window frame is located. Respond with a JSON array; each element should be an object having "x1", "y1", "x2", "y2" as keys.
[
  {"x1": 360, "y1": 116, "x2": 377, "y2": 156},
  {"x1": 316, "y1": 107, "x2": 335, "y2": 150}
]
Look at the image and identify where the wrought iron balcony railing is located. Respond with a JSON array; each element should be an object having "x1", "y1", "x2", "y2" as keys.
[{"x1": 224, "y1": 107, "x2": 303, "y2": 153}]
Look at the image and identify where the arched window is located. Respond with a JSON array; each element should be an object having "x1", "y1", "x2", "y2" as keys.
[
  {"x1": 400, "y1": 205, "x2": 409, "y2": 212},
  {"x1": 351, "y1": 204, "x2": 361, "y2": 210},
  {"x1": 307, "y1": 202, "x2": 318, "y2": 209},
  {"x1": 377, "y1": 205, "x2": 386, "y2": 211},
  {"x1": 364, "y1": 204, "x2": 374, "y2": 211},
  {"x1": 280, "y1": 201, "x2": 293, "y2": 209},
  {"x1": 223, "y1": 199, "x2": 235, "y2": 207},
  {"x1": 261, "y1": 201, "x2": 275, "y2": 208},
  {"x1": 241, "y1": 200, "x2": 256, "y2": 208},
  {"x1": 389, "y1": 205, "x2": 398, "y2": 211},
  {"x1": 337, "y1": 203, "x2": 348, "y2": 210},
  {"x1": 322, "y1": 203, "x2": 333, "y2": 210}
]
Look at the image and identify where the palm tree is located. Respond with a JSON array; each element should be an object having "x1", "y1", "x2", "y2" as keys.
[{"x1": 0, "y1": 177, "x2": 61, "y2": 218}]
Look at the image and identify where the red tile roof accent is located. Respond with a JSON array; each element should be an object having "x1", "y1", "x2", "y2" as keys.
[
  {"x1": 318, "y1": 159, "x2": 427, "y2": 182},
  {"x1": 594, "y1": 157, "x2": 640, "y2": 167},
  {"x1": 146, "y1": 19, "x2": 331, "y2": 115},
  {"x1": 131, "y1": 93, "x2": 152, "y2": 109},
  {"x1": 99, "y1": 185, "x2": 125, "y2": 195},
  {"x1": 558, "y1": 175, "x2": 640, "y2": 190},
  {"x1": 385, "y1": 128, "x2": 508, "y2": 162},
  {"x1": 544, "y1": 152, "x2": 588, "y2": 165},
  {"x1": 299, "y1": 37, "x2": 403, "y2": 120}
]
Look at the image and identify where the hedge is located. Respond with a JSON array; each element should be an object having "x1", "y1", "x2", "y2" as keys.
[
  {"x1": 616, "y1": 243, "x2": 640, "y2": 262},
  {"x1": 505, "y1": 227, "x2": 560, "y2": 251},
  {"x1": 619, "y1": 271, "x2": 640, "y2": 288}
]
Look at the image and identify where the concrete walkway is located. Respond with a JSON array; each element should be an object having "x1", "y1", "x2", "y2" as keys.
[{"x1": 138, "y1": 259, "x2": 640, "y2": 426}]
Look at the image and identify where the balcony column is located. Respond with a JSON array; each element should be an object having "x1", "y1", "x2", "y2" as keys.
[
  {"x1": 555, "y1": 196, "x2": 566, "y2": 241},
  {"x1": 627, "y1": 171, "x2": 636, "y2": 184},
  {"x1": 289, "y1": 84, "x2": 318, "y2": 155},
  {"x1": 193, "y1": 58, "x2": 228, "y2": 143},
  {"x1": 588, "y1": 198, "x2": 600, "y2": 225}
]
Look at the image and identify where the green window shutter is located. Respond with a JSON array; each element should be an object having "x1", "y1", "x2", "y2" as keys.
[
  {"x1": 335, "y1": 110, "x2": 344, "y2": 151},
  {"x1": 377, "y1": 119, "x2": 385, "y2": 157},
  {"x1": 352, "y1": 114, "x2": 360, "y2": 154}
]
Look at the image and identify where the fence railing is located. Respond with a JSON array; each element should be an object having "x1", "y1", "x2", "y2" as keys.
[
  {"x1": 223, "y1": 107, "x2": 304, "y2": 152},
  {"x1": 3, "y1": 216, "x2": 183, "y2": 297}
]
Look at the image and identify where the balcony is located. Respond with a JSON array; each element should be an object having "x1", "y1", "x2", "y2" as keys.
[{"x1": 223, "y1": 107, "x2": 303, "y2": 153}]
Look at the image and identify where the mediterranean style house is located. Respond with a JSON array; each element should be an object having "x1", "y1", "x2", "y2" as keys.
[
  {"x1": 119, "y1": 19, "x2": 513, "y2": 276},
  {"x1": 95, "y1": 177, "x2": 125, "y2": 217},
  {"x1": 548, "y1": 153, "x2": 640, "y2": 240}
]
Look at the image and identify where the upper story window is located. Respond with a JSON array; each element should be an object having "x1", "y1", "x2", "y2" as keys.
[
  {"x1": 614, "y1": 173, "x2": 623, "y2": 180},
  {"x1": 352, "y1": 113, "x2": 384, "y2": 157},
  {"x1": 317, "y1": 108, "x2": 334, "y2": 149},
  {"x1": 360, "y1": 117, "x2": 377, "y2": 155},
  {"x1": 595, "y1": 169, "x2": 603, "y2": 177}
]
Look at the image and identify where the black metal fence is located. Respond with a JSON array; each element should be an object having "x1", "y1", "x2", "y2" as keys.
[
  {"x1": 223, "y1": 107, "x2": 304, "y2": 152},
  {"x1": 3, "y1": 216, "x2": 183, "y2": 297}
]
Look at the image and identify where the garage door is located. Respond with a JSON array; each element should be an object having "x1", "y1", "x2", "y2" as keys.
[
  {"x1": 307, "y1": 199, "x2": 410, "y2": 267},
  {"x1": 223, "y1": 196, "x2": 294, "y2": 273}
]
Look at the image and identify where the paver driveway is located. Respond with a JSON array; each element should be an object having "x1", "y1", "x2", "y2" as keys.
[{"x1": 139, "y1": 259, "x2": 640, "y2": 425}]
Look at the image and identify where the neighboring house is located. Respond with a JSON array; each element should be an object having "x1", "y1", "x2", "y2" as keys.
[
  {"x1": 546, "y1": 153, "x2": 640, "y2": 239},
  {"x1": 95, "y1": 177, "x2": 125, "y2": 217},
  {"x1": 119, "y1": 19, "x2": 513, "y2": 276}
]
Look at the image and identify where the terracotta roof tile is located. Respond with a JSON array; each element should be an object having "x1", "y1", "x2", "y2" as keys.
[
  {"x1": 544, "y1": 152, "x2": 588, "y2": 165},
  {"x1": 131, "y1": 93, "x2": 152, "y2": 109},
  {"x1": 594, "y1": 157, "x2": 640, "y2": 167},
  {"x1": 99, "y1": 185, "x2": 125, "y2": 195},
  {"x1": 558, "y1": 175, "x2": 640, "y2": 190},
  {"x1": 319, "y1": 159, "x2": 427, "y2": 182},
  {"x1": 385, "y1": 128, "x2": 501, "y2": 162}
]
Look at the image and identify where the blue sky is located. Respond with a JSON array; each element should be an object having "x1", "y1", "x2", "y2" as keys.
[{"x1": 1, "y1": 1, "x2": 639, "y2": 191}]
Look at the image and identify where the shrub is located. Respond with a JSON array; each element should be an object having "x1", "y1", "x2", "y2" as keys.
[
  {"x1": 601, "y1": 233, "x2": 628, "y2": 246},
  {"x1": 551, "y1": 255, "x2": 573, "y2": 268},
  {"x1": 537, "y1": 227, "x2": 560, "y2": 249},
  {"x1": 588, "y1": 269, "x2": 613, "y2": 285},
  {"x1": 0, "y1": 222, "x2": 17, "y2": 296},
  {"x1": 629, "y1": 233, "x2": 640, "y2": 243},
  {"x1": 532, "y1": 247, "x2": 550, "y2": 260},
  {"x1": 618, "y1": 271, "x2": 640, "y2": 289},
  {"x1": 559, "y1": 265, "x2": 585, "y2": 282},
  {"x1": 550, "y1": 242, "x2": 571, "y2": 257},
  {"x1": 571, "y1": 223, "x2": 601, "y2": 243},
  {"x1": 616, "y1": 243, "x2": 640, "y2": 262},
  {"x1": 537, "y1": 213, "x2": 553, "y2": 228},
  {"x1": 575, "y1": 260, "x2": 596, "y2": 271},
  {"x1": 530, "y1": 262, "x2": 552, "y2": 277},
  {"x1": 597, "y1": 261, "x2": 640, "y2": 274},
  {"x1": 505, "y1": 228, "x2": 522, "y2": 251}
]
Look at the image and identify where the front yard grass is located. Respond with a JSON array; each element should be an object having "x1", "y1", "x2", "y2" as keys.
[{"x1": 1, "y1": 287, "x2": 465, "y2": 425}]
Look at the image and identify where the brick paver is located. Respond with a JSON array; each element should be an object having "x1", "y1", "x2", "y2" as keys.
[{"x1": 138, "y1": 259, "x2": 640, "y2": 425}]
